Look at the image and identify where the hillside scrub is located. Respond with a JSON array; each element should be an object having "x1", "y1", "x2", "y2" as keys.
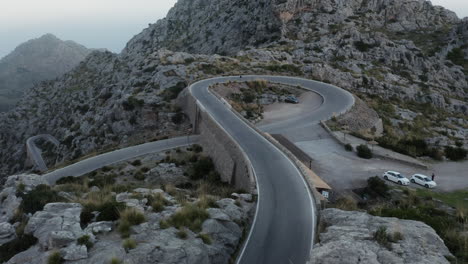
[{"x1": 348, "y1": 178, "x2": 468, "y2": 262}]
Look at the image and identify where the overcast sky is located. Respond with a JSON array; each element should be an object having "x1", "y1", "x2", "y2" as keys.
[{"x1": 0, "y1": 0, "x2": 466, "y2": 59}]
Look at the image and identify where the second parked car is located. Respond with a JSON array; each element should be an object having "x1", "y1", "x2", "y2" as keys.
[
  {"x1": 383, "y1": 171, "x2": 410, "y2": 185},
  {"x1": 410, "y1": 174, "x2": 437, "y2": 188}
]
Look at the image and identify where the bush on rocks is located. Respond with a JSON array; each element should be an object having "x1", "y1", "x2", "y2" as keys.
[
  {"x1": 0, "y1": 234, "x2": 37, "y2": 262},
  {"x1": 344, "y1": 144, "x2": 353, "y2": 152},
  {"x1": 445, "y1": 146, "x2": 467, "y2": 161},
  {"x1": 357, "y1": 144, "x2": 372, "y2": 159},
  {"x1": 47, "y1": 251, "x2": 63, "y2": 264},
  {"x1": 19, "y1": 184, "x2": 62, "y2": 214},
  {"x1": 167, "y1": 203, "x2": 209, "y2": 232},
  {"x1": 189, "y1": 156, "x2": 215, "y2": 180},
  {"x1": 366, "y1": 176, "x2": 389, "y2": 198}
]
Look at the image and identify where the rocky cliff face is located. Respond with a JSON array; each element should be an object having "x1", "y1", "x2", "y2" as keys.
[
  {"x1": 0, "y1": 0, "x2": 467, "y2": 177},
  {"x1": 0, "y1": 34, "x2": 92, "y2": 111},
  {"x1": 312, "y1": 208, "x2": 454, "y2": 264}
]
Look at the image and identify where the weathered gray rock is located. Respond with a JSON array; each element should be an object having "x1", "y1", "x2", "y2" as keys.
[
  {"x1": 4, "y1": 174, "x2": 48, "y2": 191},
  {"x1": 216, "y1": 198, "x2": 244, "y2": 222},
  {"x1": 5, "y1": 245, "x2": 47, "y2": 264},
  {"x1": 0, "y1": 222, "x2": 16, "y2": 245},
  {"x1": 25, "y1": 203, "x2": 86, "y2": 250},
  {"x1": 84, "y1": 221, "x2": 113, "y2": 234},
  {"x1": 202, "y1": 219, "x2": 242, "y2": 249},
  {"x1": 145, "y1": 163, "x2": 188, "y2": 186},
  {"x1": 311, "y1": 208, "x2": 453, "y2": 264},
  {"x1": 0, "y1": 187, "x2": 21, "y2": 223},
  {"x1": 61, "y1": 243, "x2": 88, "y2": 260}
]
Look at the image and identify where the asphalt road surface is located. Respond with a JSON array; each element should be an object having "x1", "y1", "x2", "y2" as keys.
[
  {"x1": 188, "y1": 75, "x2": 354, "y2": 264},
  {"x1": 44, "y1": 135, "x2": 198, "y2": 184},
  {"x1": 26, "y1": 134, "x2": 60, "y2": 172}
]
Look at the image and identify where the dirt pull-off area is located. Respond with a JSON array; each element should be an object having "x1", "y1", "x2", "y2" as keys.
[
  {"x1": 259, "y1": 92, "x2": 322, "y2": 126},
  {"x1": 211, "y1": 79, "x2": 323, "y2": 124}
]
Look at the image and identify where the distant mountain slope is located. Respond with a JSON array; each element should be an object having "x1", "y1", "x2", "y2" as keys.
[{"x1": 0, "y1": 34, "x2": 92, "y2": 111}]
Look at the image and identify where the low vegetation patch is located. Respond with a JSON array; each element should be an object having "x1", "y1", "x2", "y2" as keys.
[
  {"x1": 166, "y1": 203, "x2": 210, "y2": 232},
  {"x1": 0, "y1": 234, "x2": 38, "y2": 262},
  {"x1": 18, "y1": 184, "x2": 63, "y2": 214},
  {"x1": 118, "y1": 208, "x2": 146, "y2": 238},
  {"x1": 122, "y1": 238, "x2": 137, "y2": 252},
  {"x1": 77, "y1": 235, "x2": 93, "y2": 249},
  {"x1": 47, "y1": 251, "x2": 64, "y2": 264},
  {"x1": 356, "y1": 179, "x2": 468, "y2": 262},
  {"x1": 356, "y1": 144, "x2": 372, "y2": 159},
  {"x1": 197, "y1": 233, "x2": 212, "y2": 245}
]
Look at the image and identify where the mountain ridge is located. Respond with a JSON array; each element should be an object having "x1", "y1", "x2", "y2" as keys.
[
  {"x1": 0, "y1": 34, "x2": 92, "y2": 111},
  {"x1": 0, "y1": 0, "x2": 466, "y2": 178}
]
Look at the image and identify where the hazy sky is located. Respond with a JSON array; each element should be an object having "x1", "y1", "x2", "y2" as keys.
[{"x1": 0, "y1": 0, "x2": 466, "y2": 58}]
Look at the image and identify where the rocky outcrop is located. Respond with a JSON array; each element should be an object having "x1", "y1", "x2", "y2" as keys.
[
  {"x1": 24, "y1": 203, "x2": 87, "y2": 250},
  {"x1": 122, "y1": 0, "x2": 283, "y2": 57},
  {"x1": 312, "y1": 208, "x2": 453, "y2": 264},
  {"x1": 1, "y1": 174, "x2": 255, "y2": 264},
  {"x1": 0, "y1": 34, "x2": 93, "y2": 112}
]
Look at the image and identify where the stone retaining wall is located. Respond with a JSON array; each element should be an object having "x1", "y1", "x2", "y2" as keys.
[{"x1": 177, "y1": 89, "x2": 254, "y2": 192}]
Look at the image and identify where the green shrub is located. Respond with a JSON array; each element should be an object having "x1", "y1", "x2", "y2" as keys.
[
  {"x1": 109, "y1": 257, "x2": 122, "y2": 264},
  {"x1": 192, "y1": 144, "x2": 203, "y2": 153},
  {"x1": 197, "y1": 233, "x2": 212, "y2": 245},
  {"x1": 176, "y1": 228, "x2": 188, "y2": 239},
  {"x1": 117, "y1": 220, "x2": 132, "y2": 238},
  {"x1": 0, "y1": 234, "x2": 37, "y2": 262},
  {"x1": 365, "y1": 176, "x2": 389, "y2": 198},
  {"x1": 189, "y1": 156, "x2": 215, "y2": 180},
  {"x1": 120, "y1": 208, "x2": 146, "y2": 225},
  {"x1": 445, "y1": 146, "x2": 467, "y2": 161},
  {"x1": 19, "y1": 185, "x2": 62, "y2": 214},
  {"x1": 122, "y1": 96, "x2": 145, "y2": 111},
  {"x1": 131, "y1": 160, "x2": 142, "y2": 166},
  {"x1": 149, "y1": 193, "x2": 171, "y2": 213},
  {"x1": 163, "y1": 82, "x2": 187, "y2": 101},
  {"x1": 159, "y1": 220, "x2": 170, "y2": 229},
  {"x1": 89, "y1": 174, "x2": 116, "y2": 188},
  {"x1": 344, "y1": 144, "x2": 353, "y2": 151},
  {"x1": 47, "y1": 251, "x2": 63, "y2": 264},
  {"x1": 354, "y1": 41, "x2": 377, "y2": 52},
  {"x1": 264, "y1": 64, "x2": 302, "y2": 75},
  {"x1": 447, "y1": 48, "x2": 466, "y2": 66},
  {"x1": 122, "y1": 239, "x2": 137, "y2": 252},
  {"x1": 332, "y1": 196, "x2": 358, "y2": 211},
  {"x1": 77, "y1": 235, "x2": 93, "y2": 249},
  {"x1": 118, "y1": 208, "x2": 146, "y2": 238},
  {"x1": 172, "y1": 112, "x2": 184, "y2": 124},
  {"x1": 167, "y1": 203, "x2": 210, "y2": 232},
  {"x1": 357, "y1": 144, "x2": 372, "y2": 159},
  {"x1": 56, "y1": 176, "x2": 83, "y2": 185},
  {"x1": 133, "y1": 171, "x2": 146, "y2": 181},
  {"x1": 373, "y1": 226, "x2": 392, "y2": 250},
  {"x1": 81, "y1": 200, "x2": 125, "y2": 226},
  {"x1": 97, "y1": 201, "x2": 126, "y2": 222},
  {"x1": 246, "y1": 80, "x2": 267, "y2": 92}
]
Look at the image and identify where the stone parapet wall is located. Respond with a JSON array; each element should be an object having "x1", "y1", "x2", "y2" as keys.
[{"x1": 177, "y1": 89, "x2": 254, "y2": 192}]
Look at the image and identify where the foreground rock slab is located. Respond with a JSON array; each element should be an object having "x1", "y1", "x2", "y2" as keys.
[{"x1": 311, "y1": 208, "x2": 453, "y2": 264}]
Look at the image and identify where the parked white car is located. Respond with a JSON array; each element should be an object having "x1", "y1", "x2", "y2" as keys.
[
  {"x1": 410, "y1": 174, "x2": 437, "y2": 188},
  {"x1": 383, "y1": 171, "x2": 410, "y2": 185}
]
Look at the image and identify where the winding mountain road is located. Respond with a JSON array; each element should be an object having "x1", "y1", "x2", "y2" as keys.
[
  {"x1": 189, "y1": 75, "x2": 354, "y2": 264},
  {"x1": 39, "y1": 75, "x2": 353, "y2": 263},
  {"x1": 44, "y1": 135, "x2": 199, "y2": 184}
]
